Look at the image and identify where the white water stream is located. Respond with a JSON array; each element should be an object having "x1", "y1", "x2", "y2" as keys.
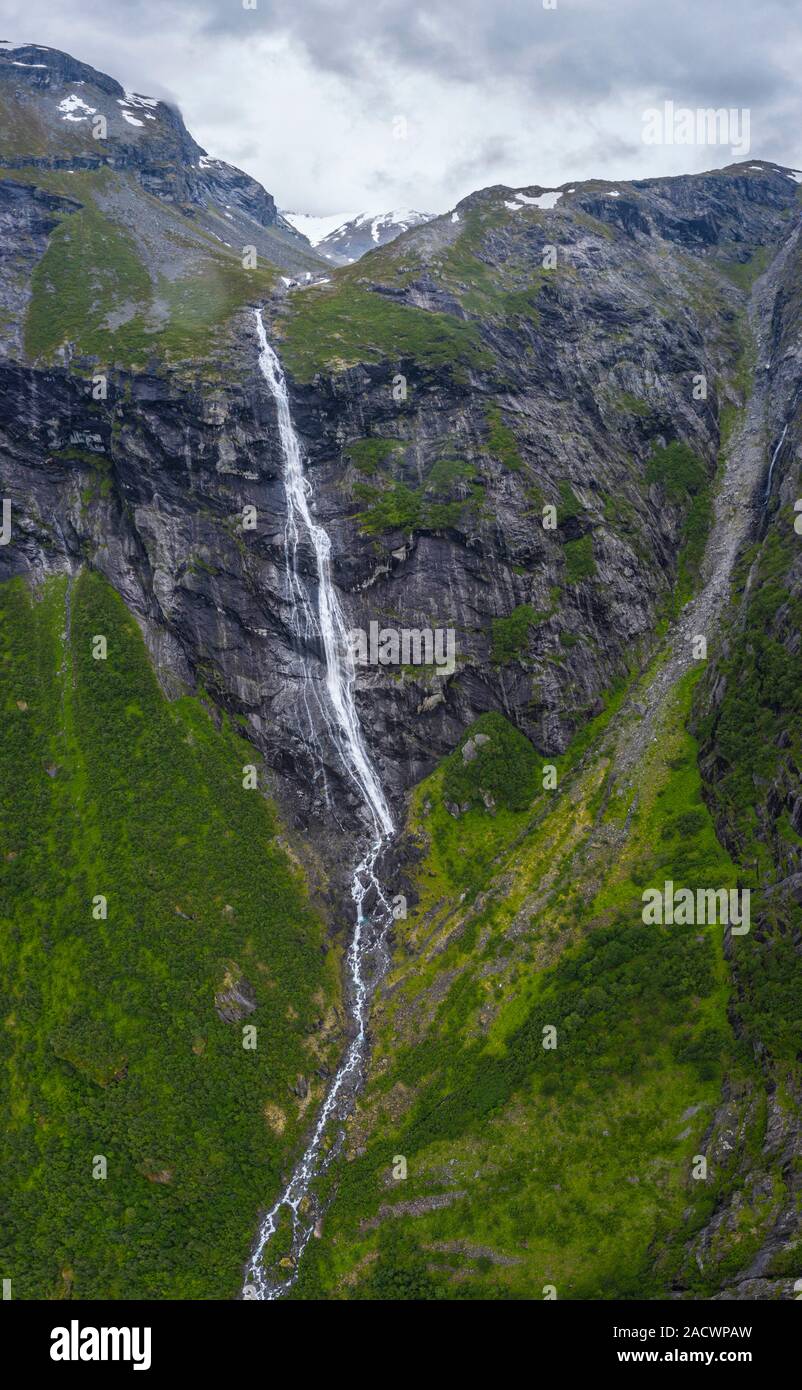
[
  {"x1": 243, "y1": 310, "x2": 394, "y2": 1299},
  {"x1": 764, "y1": 422, "x2": 788, "y2": 503}
]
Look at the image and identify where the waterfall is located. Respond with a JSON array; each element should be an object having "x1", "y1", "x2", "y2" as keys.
[
  {"x1": 243, "y1": 309, "x2": 394, "y2": 1300},
  {"x1": 764, "y1": 422, "x2": 788, "y2": 503}
]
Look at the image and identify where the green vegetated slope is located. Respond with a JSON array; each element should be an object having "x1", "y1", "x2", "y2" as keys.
[
  {"x1": 289, "y1": 663, "x2": 781, "y2": 1300},
  {"x1": 696, "y1": 491, "x2": 802, "y2": 1071},
  {"x1": 2, "y1": 167, "x2": 277, "y2": 369},
  {"x1": 274, "y1": 174, "x2": 779, "y2": 400},
  {"x1": 0, "y1": 571, "x2": 340, "y2": 1298},
  {"x1": 275, "y1": 200, "x2": 542, "y2": 382},
  {"x1": 278, "y1": 280, "x2": 490, "y2": 383}
]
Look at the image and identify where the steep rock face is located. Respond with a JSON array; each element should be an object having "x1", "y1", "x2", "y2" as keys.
[
  {"x1": 0, "y1": 351, "x2": 328, "y2": 828},
  {"x1": 698, "y1": 227, "x2": 802, "y2": 887},
  {"x1": 2, "y1": 131, "x2": 800, "y2": 853},
  {"x1": 265, "y1": 165, "x2": 800, "y2": 816}
]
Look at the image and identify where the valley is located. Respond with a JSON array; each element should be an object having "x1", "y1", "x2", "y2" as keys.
[{"x1": 0, "y1": 41, "x2": 800, "y2": 1302}]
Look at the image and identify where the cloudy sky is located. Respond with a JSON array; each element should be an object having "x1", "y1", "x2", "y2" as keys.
[{"x1": 3, "y1": 0, "x2": 801, "y2": 216}]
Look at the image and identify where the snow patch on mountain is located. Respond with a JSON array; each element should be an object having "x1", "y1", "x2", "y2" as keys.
[
  {"x1": 57, "y1": 93, "x2": 96, "y2": 121},
  {"x1": 286, "y1": 208, "x2": 435, "y2": 263},
  {"x1": 282, "y1": 211, "x2": 361, "y2": 245},
  {"x1": 506, "y1": 189, "x2": 563, "y2": 211}
]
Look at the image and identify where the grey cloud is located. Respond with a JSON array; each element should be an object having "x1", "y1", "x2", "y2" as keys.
[
  {"x1": 196, "y1": 0, "x2": 800, "y2": 107},
  {"x1": 448, "y1": 135, "x2": 523, "y2": 189},
  {"x1": 29, "y1": 0, "x2": 797, "y2": 110},
  {"x1": 3, "y1": 0, "x2": 801, "y2": 212}
]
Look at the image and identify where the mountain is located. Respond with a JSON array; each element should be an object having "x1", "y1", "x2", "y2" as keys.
[
  {"x1": 281, "y1": 209, "x2": 362, "y2": 247},
  {"x1": 0, "y1": 41, "x2": 325, "y2": 366},
  {"x1": 284, "y1": 208, "x2": 435, "y2": 263},
  {"x1": 1, "y1": 43, "x2": 801, "y2": 1301},
  {"x1": 267, "y1": 167, "x2": 802, "y2": 1300}
]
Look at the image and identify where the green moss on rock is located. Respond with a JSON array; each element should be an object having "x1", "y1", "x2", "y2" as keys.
[
  {"x1": 563, "y1": 534, "x2": 596, "y2": 583},
  {"x1": 490, "y1": 603, "x2": 541, "y2": 664}
]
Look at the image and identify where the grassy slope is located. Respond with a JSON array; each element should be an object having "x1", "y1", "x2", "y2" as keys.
[
  {"x1": 275, "y1": 200, "x2": 549, "y2": 383},
  {"x1": 277, "y1": 281, "x2": 490, "y2": 383},
  {"x1": 289, "y1": 657, "x2": 775, "y2": 1300},
  {"x1": 1, "y1": 166, "x2": 276, "y2": 369},
  {"x1": 0, "y1": 571, "x2": 340, "y2": 1298}
]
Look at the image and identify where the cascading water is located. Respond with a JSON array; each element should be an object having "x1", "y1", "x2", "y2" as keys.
[
  {"x1": 764, "y1": 422, "x2": 788, "y2": 503},
  {"x1": 244, "y1": 309, "x2": 395, "y2": 1300}
]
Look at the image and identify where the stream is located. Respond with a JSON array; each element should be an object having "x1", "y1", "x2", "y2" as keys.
[
  {"x1": 764, "y1": 421, "x2": 788, "y2": 503},
  {"x1": 243, "y1": 310, "x2": 395, "y2": 1300}
]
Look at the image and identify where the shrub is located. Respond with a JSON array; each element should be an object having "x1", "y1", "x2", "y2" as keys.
[
  {"x1": 491, "y1": 603, "x2": 540, "y2": 664},
  {"x1": 441, "y1": 711, "x2": 541, "y2": 813},
  {"x1": 563, "y1": 535, "x2": 596, "y2": 583},
  {"x1": 345, "y1": 438, "x2": 404, "y2": 475}
]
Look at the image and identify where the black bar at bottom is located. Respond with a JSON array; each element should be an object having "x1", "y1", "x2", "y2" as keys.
[{"x1": 2, "y1": 1295, "x2": 794, "y2": 1377}]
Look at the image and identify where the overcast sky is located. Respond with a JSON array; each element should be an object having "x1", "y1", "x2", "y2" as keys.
[{"x1": 3, "y1": 0, "x2": 801, "y2": 215}]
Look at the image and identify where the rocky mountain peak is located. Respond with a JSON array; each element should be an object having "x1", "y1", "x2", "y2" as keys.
[
  {"x1": 0, "y1": 41, "x2": 202, "y2": 173},
  {"x1": 0, "y1": 41, "x2": 328, "y2": 254},
  {"x1": 0, "y1": 41, "x2": 126, "y2": 95},
  {"x1": 0, "y1": 42, "x2": 327, "y2": 365},
  {"x1": 284, "y1": 207, "x2": 435, "y2": 263}
]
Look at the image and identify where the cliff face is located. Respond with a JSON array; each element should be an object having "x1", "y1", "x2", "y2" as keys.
[
  {"x1": 2, "y1": 61, "x2": 799, "y2": 845},
  {"x1": 697, "y1": 226, "x2": 802, "y2": 890}
]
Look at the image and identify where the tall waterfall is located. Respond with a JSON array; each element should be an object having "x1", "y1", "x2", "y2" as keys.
[{"x1": 244, "y1": 309, "x2": 394, "y2": 1299}]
